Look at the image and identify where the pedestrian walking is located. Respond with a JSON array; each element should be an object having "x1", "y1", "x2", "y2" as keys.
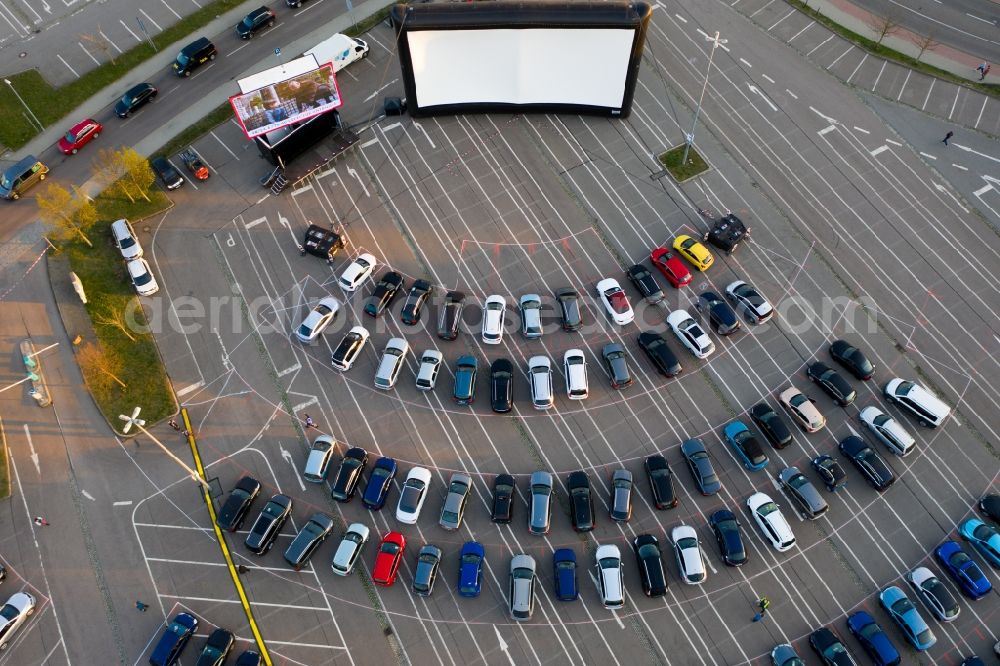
[
  {"x1": 759, "y1": 597, "x2": 771, "y2": 613},
  {"x1": 168, "y1": 419, "x2": 181, "y2": 431},
  {"x1": 977, "y1": 62, "x2": 987, "y2": 76},
  {"x1": 304, "y1": 414, "x2": 317, "y2": 430},
  {"x1": 982, "y1": 64, "x2": 991, "y2": 81},
  {"x1": 136, "y1": 601, "x2": 148, "y2": 612},
  {"x1": 181, "y1": 430, "x2": 190, "y2": 439},
  {"x1": 34, "y1": 516, "x2": 49, "y2": 526},
  {"x1": 941, "y1": 131, "x2": 954, "y2": 145}
]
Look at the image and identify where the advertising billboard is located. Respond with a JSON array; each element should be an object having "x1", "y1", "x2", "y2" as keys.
[{"x1": 230, "y1": 63, "x2": 343, "y2": 139}]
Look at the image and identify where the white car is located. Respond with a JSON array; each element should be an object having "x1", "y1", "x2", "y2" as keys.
[
  {"x1": 528, "y1": 355, "x2": 553, "y2": 410},
  {"x1": 594, "y1": 544, "x2": 624, "y2": 609},
  {"x1": 884, "y1": 378, "x2": 951, "y2": 428},
  {"x1": 860, "y1": 406, "x2": 916, "y2": 457},
  {"x1": 778, "y1": 386, "x2": 826, "y2": 432},
  {"x1": 295, "y1": 296, "x2": 341, "y2": 343},
  {"x1": 111, "y1": 218, "x2": 143, "y2": 260},
  {"x1": 331, "y1": 522, "x2": 370, "y2": 576},
  {"x1": 482, "y1": 295, "x2": 506, "y2": 344},
  {"x1": 396, "y1": 466, "x2": 432, "y2": 524},
  {"x1": 725, "y1": 280, "x2": 773, "y2": 323},
  {"x1": 339, "y1": 253, "x2": 377, "y2": 292},
  {"x1": 563, "y1": 349, "x2": 588, "y2": 400},
  {"x1": 906, "y1": 566, "x2": 960, "y2": 622},
  {"x1": 126, "y1": 258, "x2": 159, "y2": 296},
  {"x1": 415, "y1": 349, "x2": 443, "y2": 391},
  {"x1": 330, "y1": 325, "x2": 370, "y2": 371},
  {"x1": 374, "y1": 337, "x2": 408, "y2": 390},
  {"x1": 0, "y1": 591, "x2": 35, "y2": 650},
  {"x1": 747, "y1": 492, "x2": 796, "y2": 552},
  {"x1": 671, "y1": 524, "x2": 706, "y2": 585},
  {"x1": 666, "y1": 310, "x2": 715, "y2": 359},
  {"x1": 596, "y1": 278, "x2": 634, "y2": 325}
]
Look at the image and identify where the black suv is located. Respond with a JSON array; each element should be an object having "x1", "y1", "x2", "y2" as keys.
[
  {"x1": 237, "y1": 7, "x2": 276, "y2": 39},
  {"x1": 173, "y1": 37, "x2": 216, "y2": 76},
  {"x1": 330, "y1": 447, "x2": 368, "y2": 501},
  {"x1": 364, "y1": 271, "x2": 403, "y2": 317},
  {"x1": 839, "y1": 436, "x2": 895, "y2": 491},
  {"x1": 151, "y1": 157, "x2": 183, "y2": 190},
  {"x1": 195, "y1": 628, "x2": 234, "y2": 666},
  {"x1": 637, "y1": 332, "x2": 681, "y2": 377},
  {"x1": 567, "y1": 471, "x2": 595, "y2": 532},
  {"x1": 400, "y1": 279, "x2": 433, "y2": 325},
  {"x1": 491, "y1": 473, "x2": 515, "y2": 523},
  {"x1": 245, "y1": 494, "x2": 292, "y2": 554},
  {"x1": 490, "y1": 358, "x2": 513, "y2": 413},
  {"x1": 749, "y1": 403, "x2": 793, "y2": 449},
  {"x1": 807, "y1": 361, "x2": 857, "y2": 406},
  {"x1": 644, "y1": 454, "x2": 677, "y2": 509},
  {"x1": 554, "y1": 288, "x2": 582, "y2": 331},
  {"x1": 695, "y1": 291, "x2": 740, "y2": 335},
  {"x1": 217, "y1": 476, "x2": 261, "y2": 531},
  {"x1": 633, "y1": 534, "x2": 667, "y2": 597},
  {"x1": 114, "y1": 82, "x2": 157, "y2": 118},
  {"x1": 437, "y1": 290, "x2": 466, "y2": 340}
]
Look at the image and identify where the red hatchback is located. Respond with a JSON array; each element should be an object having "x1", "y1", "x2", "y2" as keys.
[
  {"x1": 372, "y1": 531, "x2": 406, "y2": 586},
  {"x1": 58, "y1": 119, "x2": 103, "y2": 155},
  {"x1": 650, "y1": 248, "x2": 692, "y2": 288}
]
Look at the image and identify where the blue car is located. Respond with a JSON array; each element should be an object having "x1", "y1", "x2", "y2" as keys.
[
  {"x1": 453, "y1": 355, "x2": 477, "y2": 405},
  {"x1": 959, "y1": 517, "x2": 1000, "y2": 567},
  {"x1": 458, "y1": 541, "x2": 485, "y2": 597},
  {"x1": 846, "y1": 610, "x2": 900, "y2": 666},
  {"x1": 879, "y1": 586, "x2": 935, "y2": 651},
  {"x1": 769, "y1": 643, "x2": 804, "y2": 666},
  {"x1": 149, "y1": 612, "x2": 198, "y2": 666},
  {"x1": 936, "y1": 540, "x2": 993, "y2": 599},
  {"x1": 362, "y1": 457, "x2": 397, "y2": 510},
  {"x1": 553, "y1": 548, "x2": 578, "y2": 601},
  {"x1": 723, "y1": 420, "x2": 769, "y2": 471}
]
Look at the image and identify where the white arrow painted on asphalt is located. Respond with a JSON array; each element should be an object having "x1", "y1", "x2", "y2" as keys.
[
  {"x1": 493, "y1": 625, "x2": 515, "y2": 666},
  {"x1": 932, "y1": 182, "x2": 969, "y2": 213},
  {"x1": 280, "y1": 443, "x2": 306, "y2": 492},
  {"x1": 22, "y1": 424, "x2": 40, "y2": 475},
  {"x1": 747, "y1": 85, "x2": 777, "y2": 112},
  {"x1": 346, "y1": 167, "x2": 370, "y2": 197}
]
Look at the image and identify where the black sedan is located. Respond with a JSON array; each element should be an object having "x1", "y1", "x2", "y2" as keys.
[
  {"x1": 491, "y1": 473, "x2": 515, "y2": 523},
  {"x1": 749, "y1": 403, "x2": 792, "y2": 449},
  {"x1": 633, "y1": 534, "x2": 668, "y2": 597},
  {"x1": 829, "y1": 339, "x2": 875, "y2": 380},
  {"x1": 709, "y1": 509, "x2": 747, "y2": 566},
  {"x1": 555, "y1": 288, "x2": 582, "y2": 331},
  {"x1": 364, "y1": 271, "x2": 404, "y2": 317},
  {"x1": 400, "y1": 279, "x2": 433, "y2": 325},
  {"x1": 114, "y1": 82, "x2": 157, "y2": 118},
  {"x1": 644, "y1": 454, "x2": 678, "y2": 509},
  {"x1": 151, "y1": 157, "x2": 183, "y2": 190},
  {"x1": 695, "y1": 291, "x2": 741, "y2": 336},
  {"x1": 567, "y1": 471, "x2": 595, "y2": 532},
  {"x1": 626, "y1": 264, "x2": 664, "y2": 304},
  {"x1": 807, "y1": 362, "x2": 857, "y2": 406},
  {"x1": 809, "y1": 627, "x2": 859, "y2": 666},
  {"x1": 637, "y1": 332, "x2": 682, "y2": 377},
  {"x1": 196, "y1": 628, "x2": 235, "y2": 666},
  {"x1": 811, "y1": 454, "x2": 847, "y2": 491},
  {"x1": 839, "y1": 436, "x2": 894, "y2": 491},
  {"x1": 979, "y1": 493, "x2": 1000, "y2": 524},
  {"x1": 330, "y1": 447, "x2": 368, "y2": 501},
  {"x1": 217, "y1": 476, "x2": 261, "y2": 531},
  {"x1": 490, "y1": 358, "x2": 514, "y2": 413}
]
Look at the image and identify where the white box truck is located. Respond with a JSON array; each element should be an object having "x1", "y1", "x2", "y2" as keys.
[{"x1": 304, "y1": 34, "x2": 369, "y2": 73}]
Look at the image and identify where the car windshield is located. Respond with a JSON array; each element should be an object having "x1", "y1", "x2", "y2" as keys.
[
  {"x1": 380, "y1": 541, "x2": 400, "y2": 554},
  {"x1": 890, "y1": 597, "x2": 914, "y2": 613},
  {"x1": 486, "y1": 302, "x2": 503, "y2": 311},
  {"x1": 176, "y1": 52, "x2": 190, "y2": 66},
  {"x1": 973, "y1": 524, "x2": 995, "y2": 540},
  {"x1": 370, "y1": 468, "x2": 389, "y2": 483},
  {"x1": 598, "y1": 557, "x2": 619, "y2": 569},
  {"x1": 121, "y1": 94, "x2": 134, "y2": 105},
  {"x1": 461, "y1": 552, "x2": 481, "y2": 565},
  {"x1": 677, "y1": 537, "x2": 698, "y2": 550},
  {"x1": 605, "y1": 350, "x2": 624, "y2": 361},
  {"x1": 0, "y1": 175, "x2": 11, "y2": 188},
  {"x1": 571, "y1": 487, "x2": 588, "y2": 498},
  {"x1": 493, "y1": 371, "x2": 511, "y2": 380},
  {"x1": 638, "y1": 544, "x2": 659, "y2": 558},
  {"x1": 858, "y1": 623, "x2": 880, "y2": 639},
  {"x1": 134, "y1": 271, "x2": 152, "y2": 286},
  {"x1": 441, "y1": 510, "x2": 458, "y2": 523},
  {"x1": 240, "y1": 17, "x2": 254, "y2": 28},
  {"x1": 614, "y1": 478, "x2": 630, "y2": 489},
  {"x1": 758, "y1": 502, "x2": 778, "y2": 517},
  {"x1": 345, "y1": 532, "x2": 362, "y2": 545},
  {"x1": 522, "y1": 299, "x2": 540, "y2": 310},
  {"x1": 513, "y1": 567, "x2": 533, "y2": 580},
  {"x1": 342, "y1": 458, "x2": 362, "y2": 471},
  {"x1": 64, "y1": 131, "x2": 78, "y2": 143},
  {"x1": 789, "y1": 475, "x2": 808, "y2": 489},
  {"x1": 823, "y1": 643, "x2": 847, "y2": 658},
  {"x1": 418, "y1": 553, "x2": 437, "y2": 565},
  {"x1": 607, "y1": 290, "x2": 629, "y2": 313},
  {"x1": 556, "y1": 560, "x2": 574, "y2": 570},
  {"x1": 916, "y1": 628, "x2": 934, "y2": 644},
  {"x1": 264, "y1": 502, "x2": 284, "y2": 517},
  {"x1": 789, "y1": 394, "x2": 808, "y2": 407},
  {"x1": 315, "y1": 304, "x2": 333, "y2": 316},
  {"x1": 531, "y1": 484, "x2": 550, "y2": 495},
  {"x1": 717, "y1": 518, "x2": 737, "y2": 533},
  {"x1": 681, "y1": 238, "x2": 695, "y2": 250},
  {"x1": 495, "y1": 483, "x2": 512, "y2": 495},
  {"x1": 0, "y1": 605, "x2": 18, "y2": 621}
]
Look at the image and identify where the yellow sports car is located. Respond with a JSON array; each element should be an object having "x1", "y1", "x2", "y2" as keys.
[{"x1": 673, "y1": 235, "x2": 714, "y2": 271}]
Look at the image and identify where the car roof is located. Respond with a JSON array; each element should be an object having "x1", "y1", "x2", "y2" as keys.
[
  {"x1": 530, "y1": 470, "x2": 552, "y2": 485},
  {"x1": 406, "y1": 466, "x2": 431, "y2": 482}
]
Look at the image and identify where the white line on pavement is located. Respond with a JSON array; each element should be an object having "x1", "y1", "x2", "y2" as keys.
[
  {"x1": 291, "y1": 397, "x2": 318, "y2": 412},
  {"x1": 113, "y1": 500, "x2": 133, "y2": 506},
  {"x1": 291, "y1": 184, "x2": 314, "y2": 196},
  {"x1": 176, "y1": 380, "x2": 204, "y2": 397},
  {"x1": 973, "y1": 184, "x2": 992, "y2": 196},
  {"x1": 761, "y1": 73, "x2": 775, "y2": 83},
  {"x1": 360, "y1": 138, "x2": 379, "y2": 148},
  {"x1": 78, "y1": 42, "x2": 100, "y2": 66},
  {"x1": 81, "y1": 490, "x2": 95, "y2": 501},
  {"x1": 245, "y1": 217, "x2": 267, "y2": 230},
  {"x1": 951, "y1": 164, "x2": 968, "y2": 171},
  {"x1": 119, "y1": 19, "x2": 141, "y2": 42},
  {"x1": 739, "y1": 57, "x2": 752, "y2": 68},
  {"x1": 99, "y1": 30, "x2": 123, "y2": 54},
  {"x1": 210, "y1": 130, "x2": 239, "y2": 160},
  {"x1": 160, "y1": 0, "x2": 182, "y2": 19},
  {"x1": 853, "y1": 126, "x2": 869, "y2": 134},
  {"x1": 277, "y1": 362, "x2": 301, "y2": 376},
  {"x1": 870, "y1": 145, "x2": 888, "y2": 156},
  {"x1": 22, "y1": 424, "x2": 40, "y2": 474},
  {"x1": 918, "y1": 151, "x2": 937, "y2": 160},
  {"x1": 139, "y1": 8, "x2": 162, "y2": 31}
]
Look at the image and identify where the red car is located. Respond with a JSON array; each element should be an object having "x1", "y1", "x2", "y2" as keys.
[
  {"x1": 650, "y1": 248, "x2": 692, "y2": 288},
  {"x1": 372, "y1": 531, "x2": 406, "y2": 586},
  {"x1": 58, "y1": 118, "x2": 103, "y2": 155}
]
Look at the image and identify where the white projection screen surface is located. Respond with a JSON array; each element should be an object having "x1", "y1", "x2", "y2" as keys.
[
  {"x1": 408, "y1": 29, "x2": 635, "y2": 109},
  {"x1": 391, "y1": 1, "x2": 653, "y2": 118}
]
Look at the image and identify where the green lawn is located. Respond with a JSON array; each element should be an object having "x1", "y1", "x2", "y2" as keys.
[
  {"x1": 660, "y1": 145, "x2": 709, "y2": 182},
  {"x1": 63, "y1": 186, "x2": 175, "y2": 430}
]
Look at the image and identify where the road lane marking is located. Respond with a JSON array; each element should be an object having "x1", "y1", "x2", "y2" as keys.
[
  {"x1": 245, "y1": 217, "x2": 267, "y2": 230},
  {"x1": 82, "y1": 490, "x2": 95, "y2": 501},
  {"x1": 918, "y1": 152, "x2": 937, "y2": 160},
  {"x1": 853, "y1": 126, "x2": 869, "y2": 134},
  {"x1": 113, "y1": 500, "x2": 133, "y2": 506}
]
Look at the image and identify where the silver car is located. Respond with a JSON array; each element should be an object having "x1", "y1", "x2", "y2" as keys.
[
  {"x1": 439, "y1": 472, "x2": 473, "y2": 530},
  {"x1": 519, "y1": 294, "x2": 543, "y2": 339},
  {"x1": 509, "y1": 554, "x2": 537, "y2": 621},
  {"x1": 331, "y1": 522, "x2": 370, "y2": 576},
  {"x1": 529, "y1": 471, "x2": 553, "y2": 535},
  {"x1": 609, "y1": 469, "x2": 633, "y2": 522},
  {"x1": 0, "y1": 591, "x2": 35, "y2": 650}
]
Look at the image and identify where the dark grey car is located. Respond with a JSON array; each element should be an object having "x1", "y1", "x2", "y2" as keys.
[
  {"x1": 778, "y1": 467, "x2": 829, "y2": 519},
  {"x1": 529, "y1": 471, "x2": 553, "y2": 535},
  {"x1": 681, "y1": 439, "x2": 722, "y2": 495},
  {"x1": 283, "y1": 512, "x2": 335, "y2": 570},
  {"x1": 555, "y1": 288, "x2": 582, "y2": 331},
  {"x1": 412, "y1": 544, "x2": 443, "y2": 596},
  {"x1": 609, "y1": 469, "x2": 633, "y2": 522},
  {"x1": 602, "y1": 343, "x2": 633, "y2": 389},
  {"x1": 245, "y1": 494, "x2": 292, "y2": 555},
  {"x1": 695, "y1": 291, "x2": 741, "y2": 335}
]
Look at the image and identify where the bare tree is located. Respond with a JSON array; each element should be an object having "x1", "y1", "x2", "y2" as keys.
[
  {"x1": 92, "y1": 299, "x2": 137, "y2": 342},
  {"x1": 910, "y1": 32, "x2": 939, "y2": 63},
  {"x1": 77, "y1": 341, "x2": 127, "y2": 393},
  {"x1": 36, "y1": 183, "x2": 97, "y2": 247},
  {"x1": 867, "y1": 14, "x2": 901, "y2": 47},
  {"x1": 80, "y1": 26, "x2": 117, "y2": 65}
]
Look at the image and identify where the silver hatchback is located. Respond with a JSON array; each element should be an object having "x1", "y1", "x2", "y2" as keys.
[
  {"x1": 509, "y1": 554, "x2": 537, "y2": 621},
  {"x1": 439, "y1": 472, "x2": 472, "y2": 530},
  {"x1": 529, "y1": 471, "x2": 553, "y2": 535},
  {"x1": 609, "y1": 469, "x2": 633, "y2": 522}
]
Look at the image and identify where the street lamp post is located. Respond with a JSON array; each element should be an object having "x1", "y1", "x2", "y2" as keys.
[
  {"x1": 119, "y1": 407, "x2": 210, "y2": 491},
  {"x1": 3, "y1": 78, "x2": 43, "y2": 132},
  {"x1": 682, "y1": 31, "x2": 727, "y2": 165}
]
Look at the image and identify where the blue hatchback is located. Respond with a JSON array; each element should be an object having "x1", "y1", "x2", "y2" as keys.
[
  {"x1": 362, "y1": 457, "x2": 397, "y2": 510},
  {"x1": 458, "y1": 541, "x2": 485, "y2": 597},
  {"x1": 959, "y1": 517, "x2": 1000, "y2": 567},
  {"x1": 847, "y1": 610, "x2": 900, "y2": 665},
  {"x1": 723, "y1": 420, "x2": 769, "y2": 471},
  {"x1": 936, "y1": 540, "x2": 992, "y2": 599},
  {"x1": 879, "y1": 585, "x2": 936, "y2": 651},
  {"x1": 553, "y1": 548, "x2": 578, "y2": 601}
]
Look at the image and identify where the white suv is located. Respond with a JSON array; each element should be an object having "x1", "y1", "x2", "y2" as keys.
[
  {"x1": 594, "y1": 544, "x2": 624, "y2": 609},
  {"x1": 563, "y1": 349, "x2": 588, "y2": 400},
  {"x1": 111, "y1": 218, "x2": 143, "y2": 260},
  {"x1": 528, "y1": 356, "x2": 554, "y2": 410},
  {"x1": 672, "y1": 524, "x2": 706, "y2": 584},
  {"x1": 482, "y1": 295, "x2": 506, "y2": 344},
  {"x1": 415, "y1": 350, "x2": 443, "y2": 391},
  {"x1": 667, "y1": 310, "x2": 715, "y2": 359},
  {"x1": 374, "y1": 338, "x2": 408, "y2": 389},
  {"x1": 747, "y1": 492, "x2": 796, "y2": 552},
  {"x1": 860, "y1": 406, "x2": 916, "y2": 456},
  {"x1": 884, "y1": 378, "x2": 951, "y2": 428},
  {"x1": 339, "y1": 253, "x2": 377, "y2": 292}
]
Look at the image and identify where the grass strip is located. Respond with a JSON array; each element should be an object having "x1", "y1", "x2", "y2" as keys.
[{"x1": 659, "y1": 145, "x2": 709, "y2": 182}]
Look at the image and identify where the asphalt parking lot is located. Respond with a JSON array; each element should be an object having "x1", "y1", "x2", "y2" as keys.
[{"x1": 105, "y1": 7, "x2": 1000, "y2": 666}]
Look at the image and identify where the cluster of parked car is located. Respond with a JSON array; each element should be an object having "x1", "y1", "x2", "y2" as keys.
[
  {"x1": 110, "y1": 218, "x2": 160, "y2": 296},
  {"x1": 148, "y1": 612, "x2": 260, "y2": 666}
]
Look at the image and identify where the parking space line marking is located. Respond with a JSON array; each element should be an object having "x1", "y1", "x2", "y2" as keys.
[
  {"x1": 145, "y1": 557, "x2": 291, "y2": 573},
  {"x1": 176, "y1": 380, "x2": 205, "y2": 397},
  {"x1": 817, "y1": 125, "x2": 836, "y2": 136},
  {"x1": 99, "y1": 30, "x2": 123, "y2": 54},
  {"x1": 948, "y1": 85, "x2": 960, "y2": 119},
  {"x1": 918, "y1": 151, "x2": 937, "y2": 160},
  {"x1": 291, "y1": 397, "x2": 318, "y2": 412},
  {"x1": 56, "y1": 54, "x2": 79, "y2": 77},
  {"x1": 951, "y1": 163, "x2": 968, "y2": 171},
  {"x1": 78, "y1": 42, "x2": 100, "y2": 66},
  {"x1": 921, "y1": 78, "x2": 934, "y2": 110},
  {"x1": 788, "y1": 21, "x2": 813, "y2": 42},
  {"x1": 158, "y1": 592, "x2": 329, "y2": 612},
  {"x1": 870, "y1": 145, "x2": 888, "y2": 156},
  {"x1": 255, "y1": 195, "x2": 269, "y2": 205},
  {"x1": 277, "y1": 362, "x2": 301, "y2": 377},
  {"x1": 806, "y1": 34, "x2": 833, "y2": 56},
  {"x1": 846, "y1": 53, "x2": 866, "y2": 82},
  {"x1": 381, "y1": 122, "x2": 402, "y2": 131},
  {"x1": 674, "y1": 13, "x2": 686, "y2": 23},
  {"x1": 182, "y1": 408, "x2": 273, "y2": 666},
  {"x1": 211, "y1": 131, "x2": 239, "y2": 160},
  {"x1": 113, "y1": 500, "x2": 133, "y2": 506},
  {"x1": 853, "y1": 126, "x2": 869, "y2": 134},
  {"x1": 160, "y1": 0, "x2": 182, "y2": 19},
  {"x1": 291, "y1": 184, "x2": 313, "y2": 196},
  {"x1": 897, "y1": 69, "x2": 911, "y2": 100},
  {"x1": 885, "y1": 139, "x2": 902, "y2": 146},
  {"x1": 761, "y1": 73, "x2": 775, "y2": 84},
  {"x1": 266, "y1": 639, "x2": 349, "y2": 650},
  {"x1": 785, "y1": 88, "x2": 797, "y2": 99},
  {"x1": 138, "y1": 8, "x2": 162, "y2": 31},
  {"x1": 973, "y1": 184, "x2": 992, "y2": 196},
  {"x1": 245, "y1": 217, "x2": 267, "y2": 230},
  {"x1": 739, "y1": 57, "x2": 752, "y2": 68},
  {"x1": 119, "y1": 18, "x2": 141, "y2": 42},
  {"x1": 767, "y1": 9, "x2": 794, "y2": 31},
  {"x1": 975, "y1": 95, "x2": 987, "y2": 128},
  {"x1": 360, "y1": 138, "x2": 380, "y2": 148}
]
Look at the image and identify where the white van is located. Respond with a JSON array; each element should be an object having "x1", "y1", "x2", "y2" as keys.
[
  {"x1": 111, "y1": 219, "x2": 143, "y2": 260},
  {"x1": 563, "y1": 349, "x2": 588, "y2": 400},
  {"x1": 860, "y1": 406, "x2": 916, "y2": 456},
  {"x1": 884, "y1": 378, "x2": 951, "y2": 428},
  {"x1": 304, "y1": 33, "x2": 369, "y2": 73}
]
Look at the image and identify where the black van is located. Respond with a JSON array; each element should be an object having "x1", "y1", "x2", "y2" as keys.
[
  {"x1": 0, "y1": 155, "x2": 48, "y2": 200},
  {"x1": 172, "y1": 37, "x2": 217, "y2": 76}
]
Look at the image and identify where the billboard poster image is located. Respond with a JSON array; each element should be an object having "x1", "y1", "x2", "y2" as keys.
[{"x1": 230, "y1": 63, "x2": 343, "y2": 139}]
